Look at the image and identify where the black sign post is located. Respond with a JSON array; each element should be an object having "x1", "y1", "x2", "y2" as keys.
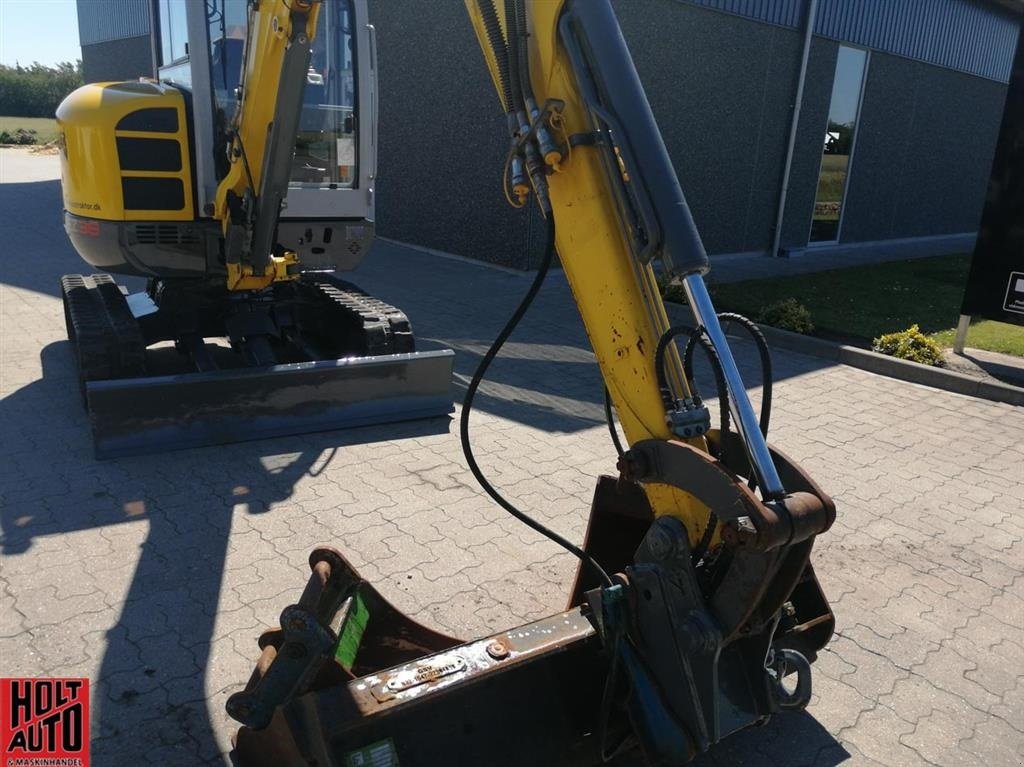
[{"x1": 957, "y1": 27, "x2": 1024, "y2": 352}]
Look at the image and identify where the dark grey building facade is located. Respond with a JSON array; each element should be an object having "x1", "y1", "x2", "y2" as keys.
[
  {"x1": 79, "y1": 0, "x2": 1022, "y2": 270},
  {"x1": 76, "y1": 0, "x2": 153, "y2": 83}
]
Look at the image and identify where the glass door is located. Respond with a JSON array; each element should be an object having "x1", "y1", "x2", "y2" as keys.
[{"x1": 810, "y1": 46, "x2": 869, "y2": 243}]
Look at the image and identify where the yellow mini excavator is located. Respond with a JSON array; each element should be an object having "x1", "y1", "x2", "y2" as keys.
[
  {"x1": 56, "y1": 0, "x2": 453, "y2": 458},
  {"x1": 221, "y1": 1, "x2": 840, "y2": 765}
]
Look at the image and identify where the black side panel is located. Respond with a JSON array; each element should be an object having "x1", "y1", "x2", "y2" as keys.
[
  {"x1": 960, "y1": 26, "x2": 1024, "y2": 327},
  {"x1": 116, "y1": 137, "x2": 182, "y2": 172},
  {"x1": 116, "y1": 107, "x2": 178, "y2": 132},
  {"x1": 122, "y1": 177, "x2": 185, "y2": 211}
]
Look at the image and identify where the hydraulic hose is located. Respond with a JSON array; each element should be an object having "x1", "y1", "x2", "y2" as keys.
[
  {"x1": 655, "y1": 324, "x2": 728, "y2": 565},
  {"x1": 475, "y1": 0, "x2": 514, "y2": 114},
  {"x1": 715, "y1": 313, "x2": 773, "y2": 438},
  {"x1": 460, "y1": 221, "x2": 613, "y2": 589},
  {"x1": 654, "y1": 325, "x2": 730, "y2": 437},
  {"x1": 503, "y1": 0, "x2": 526, "y2": 121},
  {"x1": 513, "y1": 0, "x2": 532, "y2": 107},
  {"x1": 604, "y1": 387, "x2": 625, "y2": 458}
]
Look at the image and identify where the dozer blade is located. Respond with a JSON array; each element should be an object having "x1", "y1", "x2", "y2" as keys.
[{"x1": 86, "y1": 349, "x2": 454, "y2": 459}]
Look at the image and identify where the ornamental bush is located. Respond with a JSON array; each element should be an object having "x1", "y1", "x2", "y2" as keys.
[
  {"x1": 757, "y1": 298, "x2": 814, "y2": 334},
  {"x1": 0, "y1": 128, "x2": 38, "y2": 145},
  {"x1": 872, "y1": 324, "x2": 946, "y2": 367}
]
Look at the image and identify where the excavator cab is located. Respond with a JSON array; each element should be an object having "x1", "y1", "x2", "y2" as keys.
[
  {"x1": 56, "y1": 0, "x2": 453, "y2": 459},
  {"x1": 184, "y1": 0, "x2": 374, "y2": 268}
]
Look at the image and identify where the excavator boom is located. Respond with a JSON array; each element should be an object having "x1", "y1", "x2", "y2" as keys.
[
  {"x1": 215, "y1": 0, "x2": 321, "y2": 290},
  {"x1": 226, "y1": 1, "x2": 836, "y2": 764}
]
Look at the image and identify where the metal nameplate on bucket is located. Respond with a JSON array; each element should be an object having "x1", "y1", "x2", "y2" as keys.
[
  {"x1": 370, "y1": 654, "x2": 468, "y2": 702},
  {"x1": 385, "y1": 655, "x2": 467, "y2": 692}
]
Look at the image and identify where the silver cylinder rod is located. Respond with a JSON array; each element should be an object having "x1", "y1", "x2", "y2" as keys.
[{"x1": 681, "y1": 274, "x2": 785, "y2": 499}]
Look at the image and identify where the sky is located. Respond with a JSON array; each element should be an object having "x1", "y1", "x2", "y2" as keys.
[
  {"x1": 828, "y1": 46, "x2": 869, "y2": 127},
  {"x1": 0, "y1": 0, "x2": 81, "y2": 67}
]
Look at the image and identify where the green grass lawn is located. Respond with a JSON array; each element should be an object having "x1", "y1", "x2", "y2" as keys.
[
  {"x1": 703, "y1": 254, "x2": 1024, "y2": 357},
  {"x1": 815, "y1": 154, "x2": 848, "y2": 202},
  {"x1": 0, "y1": 116, "x2": 59, "y2": 142}
]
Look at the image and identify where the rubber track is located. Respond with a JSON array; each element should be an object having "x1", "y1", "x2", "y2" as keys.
[
  {"x1": 61, "y1": 274, "x2": 146, "y2": 384},
  {"x1": 302, "y1": 274, "x2": 415, "y2": 355}
]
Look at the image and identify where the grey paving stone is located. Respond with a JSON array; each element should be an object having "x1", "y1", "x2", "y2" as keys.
[{"x1": 1, "y1": 149, "x2": 1022, "y2": 765}]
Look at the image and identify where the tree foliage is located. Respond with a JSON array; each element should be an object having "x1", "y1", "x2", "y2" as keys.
[{"x1": 0, "y1": 61, "x2": 83, "y2": 118}]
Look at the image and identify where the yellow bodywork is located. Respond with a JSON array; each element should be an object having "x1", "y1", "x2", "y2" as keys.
[
  {"x1": 465, "y1": 0, "x2": 715, "y2": 543},
  {"x1": 56, "y1": 81, "x2": 194, "y2": 222},
  {"x1": 216, "y1": 0, "x2": 321, "y2": 292}
]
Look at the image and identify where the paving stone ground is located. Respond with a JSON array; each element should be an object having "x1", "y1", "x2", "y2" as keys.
[{"x1": 1, "y1": 148, "x2": 1022, "y2": 766}]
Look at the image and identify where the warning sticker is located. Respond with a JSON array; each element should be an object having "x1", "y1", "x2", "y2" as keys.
[
  {"x1": 1004, "y1": 271, "x2": 1024, "y2": 315},
  {"x1": 345, "y1": 738, "x2": 399, "y2": 767}
]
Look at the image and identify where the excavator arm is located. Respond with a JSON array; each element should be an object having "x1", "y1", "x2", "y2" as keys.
[
  {"x1": 214, "y1": 0, "x2": 322, "y2": 291},
  {"x1": 466, "y1": 0, "x2": 786, "y2": 535},
  {"x1": 225, "y1": 1, "x2": 837, "y2": 763}
]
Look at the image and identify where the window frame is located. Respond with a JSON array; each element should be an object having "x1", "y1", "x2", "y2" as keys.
[{"x1": 807, "y1": 44, "x2": 871, "y2": 247}]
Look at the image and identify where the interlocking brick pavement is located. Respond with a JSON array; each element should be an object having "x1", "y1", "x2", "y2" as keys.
[{"x1": 1, "y1": 148, "x2": 1022, "y2": 765}]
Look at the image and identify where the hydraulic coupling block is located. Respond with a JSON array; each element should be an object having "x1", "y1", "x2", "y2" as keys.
[{"x1": 666, "y1": 395, "x2": 711, "y2": 439}]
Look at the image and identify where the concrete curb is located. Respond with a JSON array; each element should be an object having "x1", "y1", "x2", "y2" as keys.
[{"x1": 753, "y1": 324, "x2": 1024, "y2": 407}]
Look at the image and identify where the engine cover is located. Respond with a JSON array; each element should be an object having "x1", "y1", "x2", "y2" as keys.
[{"x1": 56, "y1": 80, "x2": 212, "y2": 278}]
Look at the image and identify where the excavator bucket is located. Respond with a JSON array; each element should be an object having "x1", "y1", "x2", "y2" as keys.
[
  {"x1": 86, "y1": 350, "x2": 454, "y2": 459},
  {"x1": 227, "y1": 448, "x2": 836, "y2": 766},
  {"x1": 227, "y1": 547, "x2": 610, "y2": 767}
]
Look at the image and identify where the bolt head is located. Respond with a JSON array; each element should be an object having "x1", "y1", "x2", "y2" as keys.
[{"x1": 486, "y1": 640, "x2": 510, "y2": 660}]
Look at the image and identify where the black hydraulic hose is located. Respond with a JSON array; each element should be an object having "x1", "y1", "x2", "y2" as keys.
[
  {"x1": 476, "y1": 0, "x2": 514, "y2": 114},
  {"x1": 654, "y1": 325, "x2": 730, "y2": 437},
  {"x1": 679, "y1": 331, "x2": 728, "y2": 436},
  {"x1": 690, "y1": 313, "x2": 774, "y2": 559},
  {"x1": 653, "y1": 314, "x2": 774, "y2": 563},
  {"x1": 460, "y1": 221, "x2": 614, "y2": 589},
  {"x1": 654, "y1": 325, "x2": 728, "y2": 567},
  {"x1": 503, "y1": 0, "x2": 525, "y2": 119},
  {"x1": 603, "y1": 387, "x2": 625, "y2": 458},
  {"x1": 513, "y1": 0, "x2": 534, "y2": 107},
  {"x1": 684, "y1": 316, "x2": 771, "y2": 438},
  {"x1": 716, "y1": 313, "x2": 773, "y2": 438}
]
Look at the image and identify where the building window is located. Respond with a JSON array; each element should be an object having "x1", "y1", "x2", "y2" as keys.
[
  {"x1": 810, "y1": 45, "x2": 868, "y2": 243},
  {"x1": 158, "y1": 0, "x2": 189, "y2": 65}
]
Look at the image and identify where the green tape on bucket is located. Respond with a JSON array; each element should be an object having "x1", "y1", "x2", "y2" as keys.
[{"x1": 335, "y1": 591, "x2": 369, "y2": 670}]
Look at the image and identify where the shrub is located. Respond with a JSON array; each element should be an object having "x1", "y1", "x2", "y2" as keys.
[
  {"x1": 0, "y1": 128, "x2": 38, "y2": 145},
  {"x1": 872, "y1": 324, "x2": 946, "y2": 367},
  {"x1": 757, "y1": 298, "x2": 814, "y2": 334}
]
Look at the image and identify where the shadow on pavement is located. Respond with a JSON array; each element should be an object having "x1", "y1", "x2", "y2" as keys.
[
  {"x1": 0, "y1": 341, "x2": 451, "y2": 764},
  {"x1": 956, "y1": 349, "x2": 1024, "y2": 387}
]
